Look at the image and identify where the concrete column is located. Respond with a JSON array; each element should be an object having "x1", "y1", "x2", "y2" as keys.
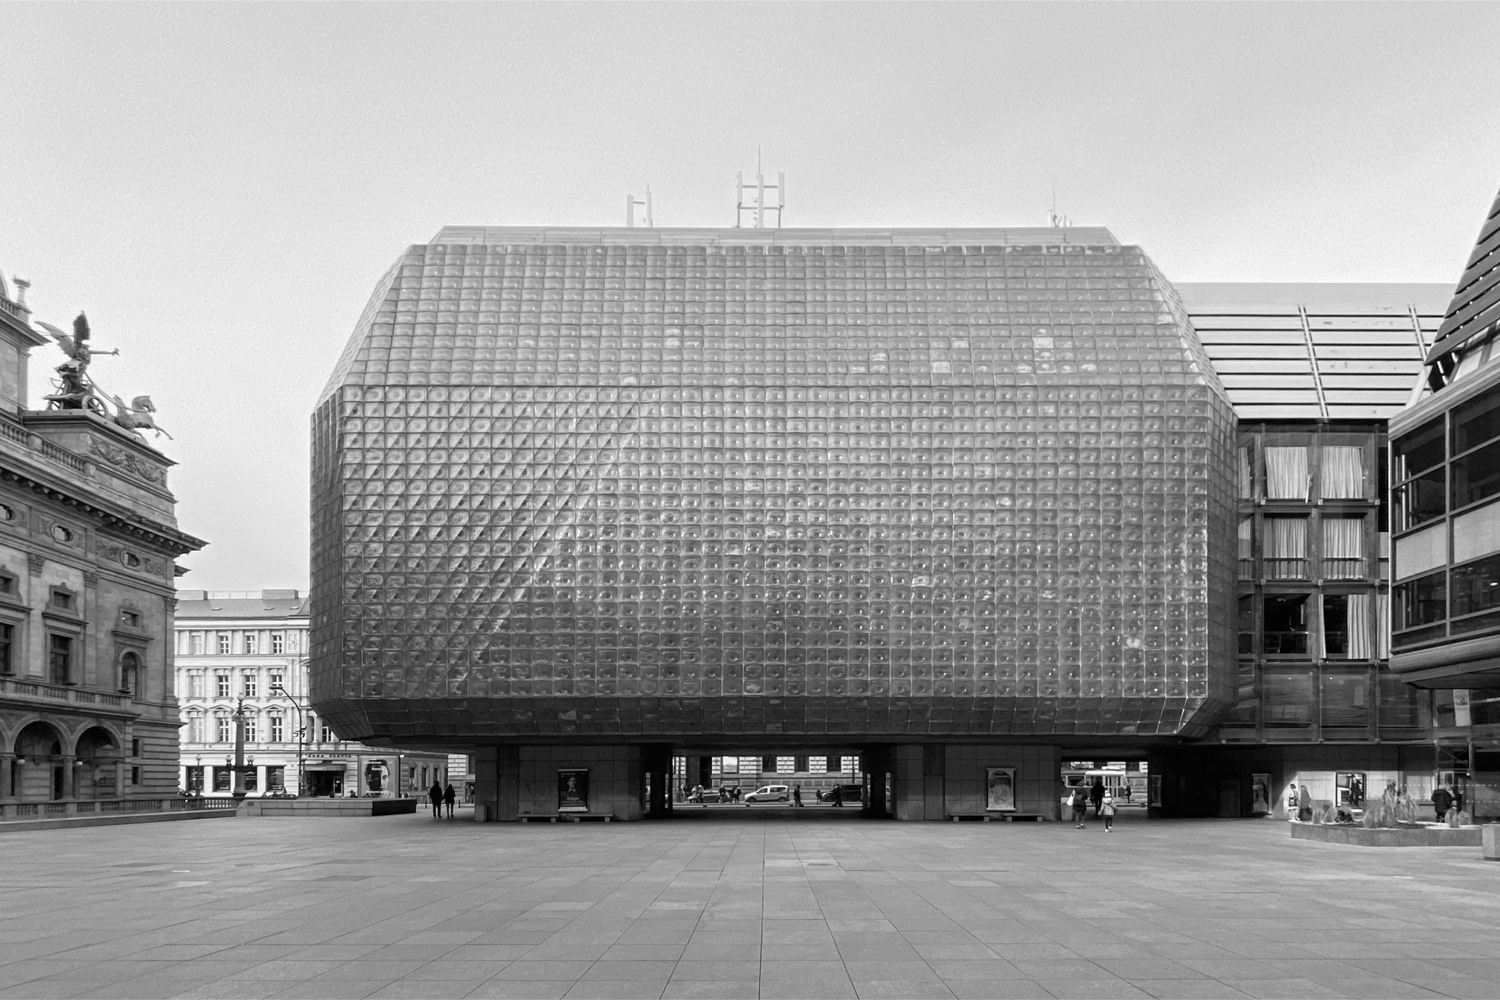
[
  {"x1": 924, "y1": 745, "x2": 944, "y2": 820},
  {"x1": 893, "y1": 745, "x2": 923, "y2": 820},
  {"x1": 642, "y1": 745, "x2": 672, "y2": 817},
  {"x1": 116, "y1": 760, "x2": 127, "y2": 799},
  {"x1": 496, "y1": 746, "x2": 519, "y2": 821},
  {"x1": 473, "y1": 747, "x2": 497, "y2": 821},
  {"x1": 0, "y1": 753, "x2": 13, "y2": 802}
]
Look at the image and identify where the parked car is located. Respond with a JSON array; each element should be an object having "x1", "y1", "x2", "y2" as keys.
[
  {"x1": 744, "y1": 784, "x2": 790, "y2": 803},
  {"x1": 816, "y1": 783, "x2": 864, "y2": 804}
]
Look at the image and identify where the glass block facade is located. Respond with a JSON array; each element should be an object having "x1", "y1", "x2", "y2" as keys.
[{"x1": 310, "y1": 229, "x2": 1239, "y2": 745}]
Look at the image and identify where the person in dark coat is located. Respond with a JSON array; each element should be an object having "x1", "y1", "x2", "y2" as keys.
[
  {"x1": 442, "y1": 782, "x2": 456, "y2": 818},
  {"x1": 428, "y1": 780, "x2": 443, "y2": 819},
  {"x1": 1090, "y1": 777, "x2": 1106, "y2": 818},
  {"x1": 1298, "y1": 784, "x2": 1312, "y2": 822},
  {"x1": 831, "y1": 784, "x2": 843, "y2": 808},
  {"x1": 1432, "y1": 784, "x2": 1454, "y2": 822},
  {"x1": 1070, "y1": 787, "x2": 1088, "y2": 828}
]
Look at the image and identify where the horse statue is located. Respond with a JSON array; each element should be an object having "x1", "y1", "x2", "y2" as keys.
[{"x1": 108, "y1": 394, "x2": 173, "y2": 440}]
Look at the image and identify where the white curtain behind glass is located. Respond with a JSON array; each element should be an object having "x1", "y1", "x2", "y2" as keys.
[
  {"x1": 1320, "y1": 446, "x2": 1365, "y2": 499},
  {"x1": 1346, "y1": 594, "x2": 1373, "y2": 659},
  {"x1": 1265, "y1": 447, "x2": 1309, "y2": 499},
  {"x1": 1238, "y1": 517, "x2": 1253, "y2": 563},
  {"x1": 1238, "y1": 447, "x2": 1253, "y2": 499},
  {"x1": 1376, "y1": 591, "x2": 1391, "y2": 659},
  {"x1": 1322, "y1": 518, "x2": 1365, "y2": 579},
  {"x1": 1264, "y1": 517, "x2": 1307, "y2": 578}
]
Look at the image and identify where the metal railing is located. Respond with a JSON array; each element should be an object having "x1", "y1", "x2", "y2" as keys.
[
  {"x1": 1322, "y1": 557, "x2": 1367, "y2": 580},
  {"x1": 1263, "y1": 558, "x2": 1308, "y2": 580}
]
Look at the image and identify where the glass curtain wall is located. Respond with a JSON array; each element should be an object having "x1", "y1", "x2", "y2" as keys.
[
  {"x1": 1224, "y1": 422, "x2": 1426, "y2": 743},
  {"x1": 1392, "y1": 392, "x2": 1500, "y2": 650}
]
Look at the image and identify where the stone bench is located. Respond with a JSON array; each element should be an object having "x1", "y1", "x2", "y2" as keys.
[
  {"x1": 947, "y1": 813, "x2": 1046, "y2": 823},
  {"x1": 517, "y1": 812, "x2": 614, "y2": 823}
]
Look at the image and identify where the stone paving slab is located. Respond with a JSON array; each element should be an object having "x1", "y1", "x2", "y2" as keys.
[{"x1": 0, "y1": 809, "x2": 1498, "y2": 999}]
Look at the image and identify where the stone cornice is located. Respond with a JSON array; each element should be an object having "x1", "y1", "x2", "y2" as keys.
[{"x1": 0, "y1": 462, "x2": 205, "y2": 557}]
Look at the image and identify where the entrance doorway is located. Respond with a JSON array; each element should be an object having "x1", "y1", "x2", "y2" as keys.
[{"x1": 306, "y1": 771, "x2": 343, "y2": 797}]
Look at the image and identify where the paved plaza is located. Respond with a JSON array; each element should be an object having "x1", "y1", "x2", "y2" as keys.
[{"x1": 2, "y1": 809, "x2": 1499, "y2": 1000}]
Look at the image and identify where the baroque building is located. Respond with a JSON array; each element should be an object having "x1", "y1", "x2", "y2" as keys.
[
  {"x1": 174, "y1": 589, "x2": 449, "y2": 798},
  {"x1": 0, "y1": 267, "x2": 205, "y2": 820}
]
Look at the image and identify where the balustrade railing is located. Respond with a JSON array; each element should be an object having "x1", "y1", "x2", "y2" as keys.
[
  {"x1": 0, "y1": 675, "x2": 130, "y2": 709},
  {"x1": 0, "y1": 796, "x2": 219, "y2": 821}
]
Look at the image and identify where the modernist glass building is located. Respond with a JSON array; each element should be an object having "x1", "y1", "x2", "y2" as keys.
[
  {"x1": 1389, "y1": 183, "x2": 1500, "y2": 818},
  {"x1": 312, "y1": 224, "x2": 1456, "y2": 821},
  {"x1": 313, "y1": 226, "x2": 1244, "y2": 819}
]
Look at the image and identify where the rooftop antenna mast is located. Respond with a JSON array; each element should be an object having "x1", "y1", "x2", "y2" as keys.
[
  {"x1": 1047, "y1": 179, "x2": 1071, "y2": 228},
  {"x1": 736, "y1": 148, "x2": 785, "y2": 228},
  {"x1": 625, "y1": 187, "x2": 654, "y2": 228}
]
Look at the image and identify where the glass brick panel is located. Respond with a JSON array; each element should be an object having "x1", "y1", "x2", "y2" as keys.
[{"x1": 311, "y1": 237, "x2": 1239, "y2": 741}]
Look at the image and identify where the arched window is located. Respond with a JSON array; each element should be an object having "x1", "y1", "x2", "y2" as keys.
[{"x1": 118, "y1": 652, "x2": 140, "y2": 696}]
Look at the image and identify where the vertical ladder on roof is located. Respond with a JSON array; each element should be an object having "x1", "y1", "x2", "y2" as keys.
[
  {"x1": 1407, "y1": 305, "x2": 1431, "y2": 357},
  {"x1": 1296, "y1": 306, "x2": 1330, "y2": 420}
]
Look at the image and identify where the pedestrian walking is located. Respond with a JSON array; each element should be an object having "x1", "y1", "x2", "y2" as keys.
[
  {"x1": 1070, "y1": 787, "x2": 1088, "y2": 828},
  {"x1": 831, "y1": 784, "x2": 843, "y2": 808},
  {"x1": 1101, "y1": 792, "x2": 1116, "y2": 832},
  {"x1": 1286, "y1": 781, "x2": 1300, "y2": 821},
  {"x1": 1090, "y1": 777, "x2": 1106, "y2": 818},
  {"x1": 1298, "y1": 783, "x2": 1312, "y2": 822},
  {"x1": 793, "y1": 784, "x2": 803, "y2": 807},
  {"x1": 443, "y1": 782, "x2": 456, "y2": 818},
  {"x1": 428, "y1": 780, "x2": 443, "y2": 819},
  {"x1": 1432, "y1": 784, "x2": 1454, "y2": 822}
]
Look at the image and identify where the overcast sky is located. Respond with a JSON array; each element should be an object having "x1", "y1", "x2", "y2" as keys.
[{"x1": 2, "y1": 3, "x2": 1498, "y2": 592}]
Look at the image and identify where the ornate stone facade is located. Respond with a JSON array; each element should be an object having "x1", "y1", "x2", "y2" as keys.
[{"x1": 0, "y1": 267, "x2": 205, "y2": 818}]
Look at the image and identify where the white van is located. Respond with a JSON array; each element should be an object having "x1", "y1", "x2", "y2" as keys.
[{"x1": 744, "y1": 784, "x2": 790, "y2": 803}]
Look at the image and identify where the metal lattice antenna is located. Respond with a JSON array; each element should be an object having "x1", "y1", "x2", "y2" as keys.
[
  {"x1": 625, "y1": 187, "x2": 654, "y2": 228},
  {"x1": 735, "y1": 149, "x2": 785, "y2": 228}
]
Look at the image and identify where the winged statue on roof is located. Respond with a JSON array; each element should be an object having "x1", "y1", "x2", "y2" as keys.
[{"x1": 35, "y1": 312, "x2": 171, "y2": 440}]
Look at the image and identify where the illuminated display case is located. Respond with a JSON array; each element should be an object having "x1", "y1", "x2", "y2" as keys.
[{"x1": 311, "y1": 231, "x2": 1238, "y2": 744}]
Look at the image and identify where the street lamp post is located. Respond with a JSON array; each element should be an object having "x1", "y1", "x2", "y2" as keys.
[
  {"x1": 230, "y1": 698, "x2": 248, "y2": 802},
  {"x1": 270, "y1": 683, "x2": 305, "y2": 797}
]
